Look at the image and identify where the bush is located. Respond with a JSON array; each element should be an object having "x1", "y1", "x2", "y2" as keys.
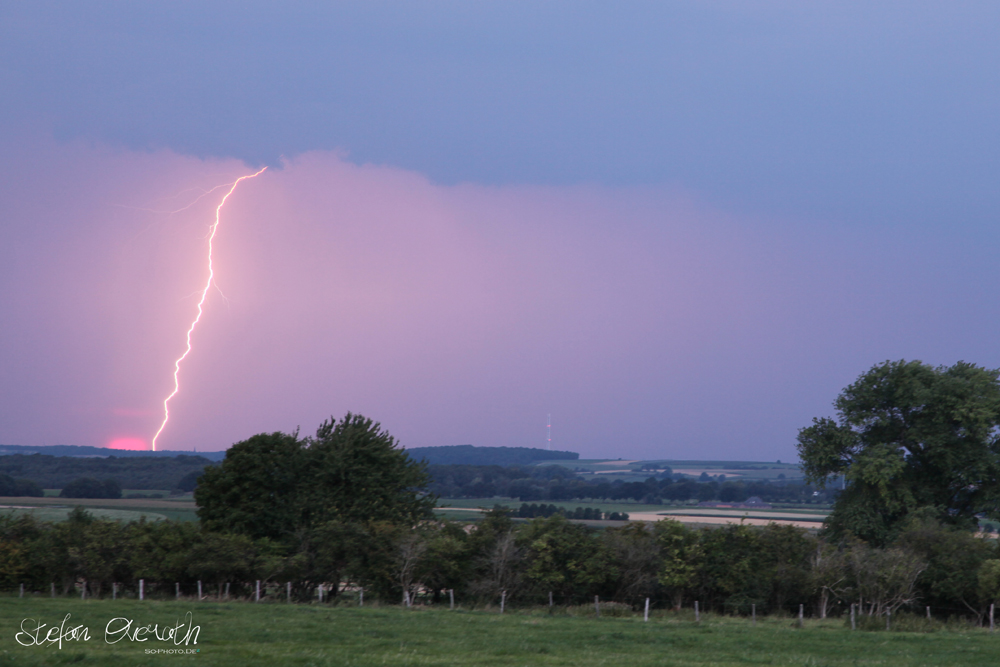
[
  {"x1": 59, "y1": 477, "x2": 122, "y2": 499},
  {"x1": 174, "y1": 470, "x2": 201, "y2": 492},
  {"x1": 0, "y1": 474, "x2": 43, "y2": 497},
  {"x1": 13, "y1": 479, "x2": 43, "y2": 496}
]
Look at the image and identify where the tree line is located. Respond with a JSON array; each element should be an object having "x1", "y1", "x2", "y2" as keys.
[
  {"x1": 427, "y1": 464, "x2": 834, "y2": 505},
  {"x1": 0, "y1": 474, "x2": 42, "y2": 497},
  {"x1": 514, "y1": 503, "x2": 629, "y2": 520},
  {"x1": 0, "y1": 454, "x2": 211, "y2": 492},
  {"x1": 2, "y1": 507, "x2": 998, "y2": 624}
]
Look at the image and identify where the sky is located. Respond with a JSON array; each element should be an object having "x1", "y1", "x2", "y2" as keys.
[{"x1": 1, "y1": 2, "x2": 999, "y2": 461}]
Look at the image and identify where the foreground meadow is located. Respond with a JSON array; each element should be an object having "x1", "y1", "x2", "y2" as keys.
[{"x1": 0, "y1": 597, "x2": 997, "y2": 666}]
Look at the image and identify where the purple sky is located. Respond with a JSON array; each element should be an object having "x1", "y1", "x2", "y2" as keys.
[{"x1": 2, "y1": 3, "x2": 999, "y2": 460}]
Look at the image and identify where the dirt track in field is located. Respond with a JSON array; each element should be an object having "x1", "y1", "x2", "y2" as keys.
[
  {"x1": 628, "y1": 512, "x2": 823, "y2": 528},
  {"x1": 436, "y1": 506, "x2": 824, "y2": 529}
]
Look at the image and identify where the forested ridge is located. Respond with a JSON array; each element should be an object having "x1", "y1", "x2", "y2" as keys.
[
  {"x1": 405, "y1": 445, "x2": 577, "y2": 466},
  {"x1": 0, "y1": 454, "x2": 213, "y2": 490}
]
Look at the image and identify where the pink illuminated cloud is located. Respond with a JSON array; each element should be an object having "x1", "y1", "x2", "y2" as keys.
[
  {"x1": 111, "y1": 408, "x2": 156, "y2": 417},
  {"x1": 1, "y1": 133, "x2": 997, "y2": 460}
]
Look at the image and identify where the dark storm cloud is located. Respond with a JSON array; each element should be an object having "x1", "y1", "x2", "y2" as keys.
[{"x1": 2, "y1": 2, "x2": 999, "y2": 226}]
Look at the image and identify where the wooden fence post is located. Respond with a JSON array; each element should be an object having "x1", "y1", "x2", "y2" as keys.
[
  {"x1": 175, "y1": 582, "x2": 180, "y2": 600},
  {"x1": 644, "y1": 597, "x2": 650, "y2": 622},
  {"x1": 595, "y1": 595, "x2": 600, "y2": 618},
  {"x1": 991, "y1": 603, "x2": 995, "y2": 632},
  {"x1": 139, "y1": 579, "x2": 144, "y2": 601},
  {"x1": 500, "y1": 590, "x2": 506, "y2": 614},
  {"x1": 798, "y1": 604, "x2": 803, "y2": 628},
  {"x1": 287, "y1": 582, "x2": 291, "y2": 602},
  {"x1": 549, "y1": 591, "x2": 553, "y2": 609},
  {"x1": 112, "y1": 583, "x2": 117, "y2": 600},
  {"x1": 752, "y1": 604, "x2": 756, "y2": 627},
  {"x1": 255, "y1": 580, "x2": 260, "y2": 602},
  {"x1": 449, "y1": 589, "x2": 454, "y2": 610},
  {"x1": 694, "y1": 601, "x2": 699, "y2": 623},
  {"x1": 51, "y1": 583, "x2": 55, "y2": 598},
  {"x1": 359, "y1": 590, "x2": 363, "y2": 607},
  {"x1": 198, "y1": 581, "x2": 202, "y2": 600},
  {"x1": 850, "y1": 603, "x2": 855, "y2": 630},
  {"x1": 886, "y1": 609, "x2": 891, "y2": 631},
  {"x1": 19, "y1": 584, "x2": 23, "y2": 599},
  {"x1": 926, "y1": 606, "x2": 931, "y2": 620},
  {"x1": 81, "y1": 582, "x2": 85, "y2": 600},
  {"x1": 225, "y1": 582, "x2": 230, "y2": 600}
]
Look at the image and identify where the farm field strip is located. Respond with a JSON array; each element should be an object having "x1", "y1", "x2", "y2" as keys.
[
  {"x1": 0, "y1": 507, "x2": 168, "y2": 522},
  {"x1": 435, "y1": 503, "x2": 827, "y2": 529},
  {"x1": 437, "y1": 498, "x2": 671, "y2": 514},
  {"x1": 631, "y1": 513, "x2": 823, "y2": 528},
  {"x1": 661, "y1": 509, "x2": 828, "y2": 520},
  {"x1": 0, "y1": 495, "x2": 199, "y2": 522},
  {"x1": 437, "y1": 498, "x2": 826, "y2": 515},
  {"x1": 0, "y1": 495, "x2": 195, "y2": 509},
  {"x1": 670, "y1": 468, "x2": 749, "y2": 477},
  {"x1": 436, "y1": 506, "x2": 486, "y2": 513}
]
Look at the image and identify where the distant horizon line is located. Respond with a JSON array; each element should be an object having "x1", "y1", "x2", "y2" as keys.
[{"x1": 0, "y1": 442, "x2": 799, "y2": 466}]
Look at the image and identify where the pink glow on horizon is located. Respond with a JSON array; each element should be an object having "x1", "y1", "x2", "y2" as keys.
[{"x1": 107, "y1": 437, "x2": 148, "y2": 451}]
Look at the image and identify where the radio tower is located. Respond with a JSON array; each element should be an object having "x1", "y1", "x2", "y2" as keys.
[{"x1": 547, "y1": 414, "x2": 552, "y2": 450}]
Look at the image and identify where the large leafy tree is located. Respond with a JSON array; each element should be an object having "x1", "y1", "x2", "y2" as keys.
[
  {"x1": 195, "y1": 413, "x2": 435, "y2": 543},
  {"x1": 797, "y1": 360, "x2": 1000, "y2": 544},
  {"x1": 308, "y1": 413, "x2": 435, "y2": 527},
  {"x1": 195, "y1": 431, "x2": 306, "y2": 541}
]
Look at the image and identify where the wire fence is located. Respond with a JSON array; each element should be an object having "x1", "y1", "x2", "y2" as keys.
[{"x1": 6, "y1": 582, "x2": 997, "y2": 632}]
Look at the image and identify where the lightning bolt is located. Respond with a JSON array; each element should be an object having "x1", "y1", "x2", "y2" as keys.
[{"x1": 150, "y1": 167, "x2": 267, "y2": 451}]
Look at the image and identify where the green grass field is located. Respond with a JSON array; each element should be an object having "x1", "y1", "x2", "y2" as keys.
[{"x1": 0, "y1": 597, "x2": 996, "y2": 666}]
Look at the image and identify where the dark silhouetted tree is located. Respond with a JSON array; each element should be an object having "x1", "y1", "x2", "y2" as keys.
[{"x1": 798, "y1": 360, "x2": 1000, "y2": 544}]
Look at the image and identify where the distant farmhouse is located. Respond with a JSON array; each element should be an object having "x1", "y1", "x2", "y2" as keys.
[{"x1": 697, "y1": 496, "x2": 771, "y2": 509}]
